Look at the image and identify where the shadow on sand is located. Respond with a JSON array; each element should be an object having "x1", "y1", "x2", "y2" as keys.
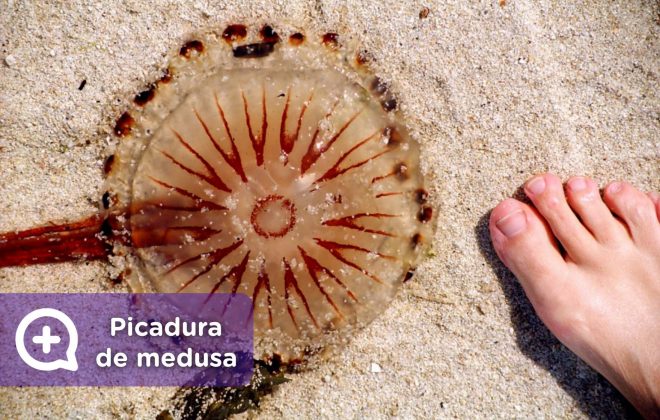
[{"x1": 474, "y1": 192, "x2": 639, "y2": 419}]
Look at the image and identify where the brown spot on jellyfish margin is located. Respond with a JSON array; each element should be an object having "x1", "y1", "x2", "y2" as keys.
[
  {"x1": 369, "y1": 76, "x2": 398, "y2": 112},
  {"x1": 383, "y1": 126, "x2": 404, "y2": 148},
  {"x1": 222, "y1": 24, "x2": 248, "y2": 43},
  {"x1": 103, "y1": 154, "x2": 116, "y2": 175},
  {"x1": 371, "y1": 76, "x2": 389, "y2": 95},
  {"x1": 381, "y1": 97, "x2": 398, "y2": 112},
  {"x1": 356, "y1": 50, "x2": 372, "y2": 66},
  {"x1": 114, "y1": 112, "x2": 134, "y2": 137},
  {"x1": 159, "y1": 68, "x2": 173, "y2": 84},
  {"x1": 395, "y1": 162, "x2": 409, "y2": 180},
  {"x1": 101, "y1": 191, "x2": 112, "y2": 209},
  {"x1": 322, "y1": 32, "x2": 339, "y2": 48},
  {"x1": 289, "y1": 32, "x2": 305, "y2": 45},
  {"x1": 260, "y1": 25, "x2": 280, "y2": 43},
  {"x1": 134, "y1": 85, "x2": 156, "y2": 106},
  {"x1": 0, "y1": 25, "x2": 434, "y2": 363},
  {"x1": 418, "y1": 206, "x2": 433, "y2": 223},
  {"x1": 179, "y1": 40, "x2": 204, "y2": 58},
  {"x1": 411, "y1": 233, "x2": 423, "y2": 248},
  {"x1": 415, "y1": 188, "x2": 429, "y2": 204}
]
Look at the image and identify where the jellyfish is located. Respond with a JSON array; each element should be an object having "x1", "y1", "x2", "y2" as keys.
[{"x1": 0, "y1": 24, "x2": 434, "y2": 363}]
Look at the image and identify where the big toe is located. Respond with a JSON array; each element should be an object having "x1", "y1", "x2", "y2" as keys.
[{"x1": 489, "y1": 198, "x2": 569, "y2": 312}]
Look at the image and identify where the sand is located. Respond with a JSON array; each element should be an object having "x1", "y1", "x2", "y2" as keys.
[{"x1": 0, "y1": 0, "x2": 658, "y2": 418}]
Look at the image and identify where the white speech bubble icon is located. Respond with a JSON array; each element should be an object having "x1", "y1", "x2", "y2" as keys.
[{"x1": 15, "y1": 308, "x2": 78, "y2": 372}]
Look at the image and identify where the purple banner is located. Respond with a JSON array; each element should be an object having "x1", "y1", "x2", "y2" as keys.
[{"x1": 0, "y1": 294, "x2": 253, "y2": 386}]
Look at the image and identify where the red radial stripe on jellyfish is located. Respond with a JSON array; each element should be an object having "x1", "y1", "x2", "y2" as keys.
[
  {"x1": 298, "y1": 246, "x2": 357, "y2": 304},
  {"x1": 313, "y1": 130, "x2": 389, "y2": 184},
  {"x1": 212, "y1": 96, "x2": 247, "y2": 181},
  {"x1": 206, "y1": 251, "x2": 251, "y2": 312},
  {"x1": 283, "y1": 258, "x2": 319, "y2": 329},
  {"x1": 371, "y1": 163, "x2": 408, "y2": 184},
  {"x1": 194, "y1": 105, "x2": 247, "y2": 183},
  {"x1": 148, "y1": 177, "x2": 227, "y2": 211},
  {"x1": 375, "y1": 192, "x2": 403, "y2": 198},
  {"x1": 299, "y1": 100, "x2": 349, "y2": 174},
  {"x1": 322, "y1": 213, "x2": 398, "y2": 237},
  {"x1": 169, "y1": 129, "x2": 231, "y2": 192},
  {"x1": 158, "y1": 148, "x2": 229, "y2": 193},
  {"x1": 172, "y1": 239, "x2": 244, "y2": 290},
  {"x1": 242, "y1": 87, "x2": 267, "y2": 166},
  {"x1": 313, "y1": 238, "x2": 395, "y2": 284},
  {"x1": 251, "y1": 262, "x2": 274, "y2": 329},
  {"x1": 280, "y1": 88, "x2": 313, "y2": 163}
]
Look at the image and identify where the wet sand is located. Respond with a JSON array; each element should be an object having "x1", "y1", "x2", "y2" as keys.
[{"x1": 0, "y1": 1, "x2": 658, "y2": 418}]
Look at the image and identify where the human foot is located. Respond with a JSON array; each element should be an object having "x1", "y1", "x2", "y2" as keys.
[{"x1": 489, "y1": 174, "x2": 660, "y2": 418}]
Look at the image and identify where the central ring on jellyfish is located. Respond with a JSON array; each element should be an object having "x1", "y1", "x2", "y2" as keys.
[{"x1": 250, "y1": 194, "x2": 296, "y2": 238}]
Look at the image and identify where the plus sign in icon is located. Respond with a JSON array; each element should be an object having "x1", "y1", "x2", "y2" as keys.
[
  {"x1": 32, "y1": 325, "x2": 61, "y2": 354},
  {"x1": 15, "y1": 308, "x2": 79, "y2": 372}
]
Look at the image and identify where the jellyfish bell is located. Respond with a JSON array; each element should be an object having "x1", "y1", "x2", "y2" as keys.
[{"x1": 0, "y1": 24, "x2": 435, "y2": 363}]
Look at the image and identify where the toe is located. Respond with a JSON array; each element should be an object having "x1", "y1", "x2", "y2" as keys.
[
  {"x1": 489, "y1": 198, "x2": 569, "y2": 309},
  {"x1": 603, "y1": 182, "x2": 660, "y2": 244},
  {"x1": 524, "y1": 174, "x2": 595, "y2": 260},
  {"x1": 565, "y1": 176, "x2": 628, "y2": 243},
  {"x1": 648, "y1": 192, "x2": 660, "y2": 223}
]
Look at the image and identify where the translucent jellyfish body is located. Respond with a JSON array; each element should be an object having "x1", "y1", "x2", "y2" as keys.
[{"x1": 1, "y1": 25, "x2": 434, "y2": 362}]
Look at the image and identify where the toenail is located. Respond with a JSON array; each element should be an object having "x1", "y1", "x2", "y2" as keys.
[
  {"x1": 608, "y1": 182, "x2": 622, "y2": 194},
  {"x1": 495, "y1": 209, "x2": 527, "y2": 238},
  {"x1": 568, "y1": 177, "x2": 587, "y2": 192},
  {"x1": 526, "y1": 177, "x2": 546, "y2": 196}
]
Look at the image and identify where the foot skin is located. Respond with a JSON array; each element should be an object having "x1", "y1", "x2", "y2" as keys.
[{"x1": 489, "y1": 174, "x2": 660, "y2": 418}]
